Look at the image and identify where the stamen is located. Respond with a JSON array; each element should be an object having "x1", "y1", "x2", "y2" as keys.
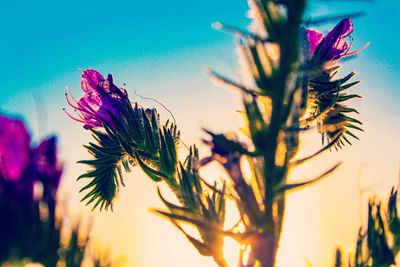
[
  {"x1": 75, "y1": 110, "x2": 88, "y2": 121},
  {"x1": 342, "y1": 42, "x2": 370, "y2": 58},
  {"x1": 70, "y1": 97, "x2": 100, "y2": 123},
  {"x1": 63, "y1": 109, "x2": 87, "y2": 123},
  {"x1": 65, "y1": 93, "x2": 80, "y2": 110},
  {"x1": 66, "y1": 87, "x2": 80, "y2": 104},
  {"x1": 79, "y1": 98, "x2": 99, "y2": 116},
  {"x1": 66, "y1": 93, "x2": 95, "y2": 116}
]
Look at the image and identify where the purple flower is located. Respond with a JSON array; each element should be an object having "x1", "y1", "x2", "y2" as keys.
[
  {"x1": 33, "y1": 136, "x2": 63, "y2": 199},
  {"x1": 0, "y1": 115, "x2": 31, "y2": 182},
  {"x1": 0, "y1": 115, "x2": 35, "y2": 202},
  {"x1": 64, "y1": 69, "x2": 128, "y2": 129},
  {"x1": 306, "y1": 18, "x2": 368, "y2": 62}
]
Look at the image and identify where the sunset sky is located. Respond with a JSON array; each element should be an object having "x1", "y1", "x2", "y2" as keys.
[{"x1": 0, "y1": 0, "x2": 399, "y2": 266}]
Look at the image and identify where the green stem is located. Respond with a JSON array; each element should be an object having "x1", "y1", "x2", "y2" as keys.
[{"x1": 251, "y1": 1, "x2": 306, "y2": 267}]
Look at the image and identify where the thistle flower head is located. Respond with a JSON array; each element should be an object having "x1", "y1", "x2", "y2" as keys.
[
  {"x1": 0, "y1": 115, "x2": 30, "y2": 182},
  {"x1": 65, "y1": 69, "x2": 129, "y2": 129},
  {"x1": 303, "y1": 18, "x2": 368, "y2": 148},
  {"x1": 306, "y1": 18, "x2": 368, "y2": 63}
]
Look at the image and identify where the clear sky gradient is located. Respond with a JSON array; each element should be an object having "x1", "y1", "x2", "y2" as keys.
[{"x1": 0, "y1": 0, "x2": 399, "y2": 266}]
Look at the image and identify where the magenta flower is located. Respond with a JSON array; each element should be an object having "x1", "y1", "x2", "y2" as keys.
[
  {"x1": 65, "y1": 69, "x2": 128, "y2": 129},
  {"x1": 33, "y1": 136, "x2": 63, "y2": 199},
  {"x1": 0, "y1": 115, "x2": 31, "y2": 182},
  {"x1": 306, "y1": 18, "x2": 368, "y2": 62}
]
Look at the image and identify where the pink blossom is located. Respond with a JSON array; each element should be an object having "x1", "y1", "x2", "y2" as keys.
[
  {"x1": 306, "y1": 18, "x2": 368, "y2": 62},
  {"x1": 0, "y1": 115, "x2": 30, "y2": 181},
  {"x1": 65, "y1": 69, "x2": 128, "y2": 129}
]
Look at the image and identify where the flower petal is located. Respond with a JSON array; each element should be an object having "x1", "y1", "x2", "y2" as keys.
[
  {"x1": 0, "y1": 115, "x2": 31, "y2": 181},
  {"x1": 321, "y1": 18, "x2": 354, "y2": 59},
  {"x1": 306, "y1": 29, "x2": 324, "y2": 55},
  {"x1": 33, "y1": 136, "x2": 63, "y2": 196},
  {"x1": 326, "y1": 18, "x2": 353, "y2": 41},
  {"x1": 81, "y1": 69, "x2": 104, "y2": 93}
]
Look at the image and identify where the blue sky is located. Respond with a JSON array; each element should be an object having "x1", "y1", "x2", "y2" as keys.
[
  {"x1": 0, "y1": 0, "x2": 246, "y2": 100},
  {"x1": 0, "y1": 0, "x2": 398, "y2": 108}
]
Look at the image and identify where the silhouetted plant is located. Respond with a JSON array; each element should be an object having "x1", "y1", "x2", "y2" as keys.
[
  {"x1": 0, "y1": 114, "x2": 115, "y2": 267},
  {"x1": 334, "y1": 187, "x2": 399, "y2": 267},
  {"x1": 66, "y1": 1, "x2": 371, "y2": 266}
]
